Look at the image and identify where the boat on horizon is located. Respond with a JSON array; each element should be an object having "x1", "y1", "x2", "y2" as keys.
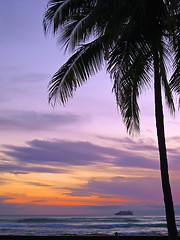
[{"x1": 115, "y1": 210, "x2": 133, "y2": 216}]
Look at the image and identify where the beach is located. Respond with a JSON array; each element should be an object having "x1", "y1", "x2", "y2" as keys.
[{"x1": 0, "y1": 235, "x2": 180, "y2": 240}]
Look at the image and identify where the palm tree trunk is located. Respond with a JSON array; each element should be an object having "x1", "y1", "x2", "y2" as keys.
[{"x1": 153, "y1": 50, "x2": 178, "y2": 240}]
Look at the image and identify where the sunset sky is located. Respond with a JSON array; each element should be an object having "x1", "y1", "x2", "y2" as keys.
[{"x1": 0, "y1": 0, "x2": 180, "y2": 216}]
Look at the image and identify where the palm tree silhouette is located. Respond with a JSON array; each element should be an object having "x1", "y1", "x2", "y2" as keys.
[{"x1": 44, "y1": 1, "x2": 179, "y2": 239}]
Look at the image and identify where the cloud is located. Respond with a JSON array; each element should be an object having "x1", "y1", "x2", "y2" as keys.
[
  {"x1": 0, "y1": 162, "x2": 63, "y2": 174},
  {"x1": 0, "y1": 193, "x2": 179, "y2": 215},
  {"x1": 0, "y1": 196, "x2": 15, "y2": 202},
  {"x1": 0, "y1": 180, "x2": 8, "y2": 184},
  {"x1": 0, "y1": 110, "x2": 84, "y2": 131},
  {"x1": 113, "y1": 154, "x2": 158, "y2": 169},
  {"x1": 0, "y1": 198, "x2": 179, "y2": 215},
  {"x1": 31, "y1": 200, "x2": 46, "y2": 203},
  {"x1": 25, "y1": 182, "x2": 52, "y2": 187},
  {"x1": 96, "y1": 136, "x2": 180, "y2": 170},
  {"x1": 97, "y1": 136, "x2": 158, "y2": 152},
  {"x1": 10, "y1": 171, "x2": 29, "y2": 175},
  {"x1": 2, "y1": 136, "x2": 179, "y2": 175},
  {"x1": 2, "y1": 140, "x2": 108, "y2": 166},
  {"x1": 66, "y1": 176, "x2": 163, "y2": 203},
  {"x1": 2, "y1": 139, "x2": 159, "y2": 169}
]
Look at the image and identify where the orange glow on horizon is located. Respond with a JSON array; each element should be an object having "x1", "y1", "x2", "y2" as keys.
[
  {"x1": 0, "y1": 166, "x2": 162, "y2": 209},
  {"x1": 3, "y1": 194, "x2": 136, "y2": 206}
]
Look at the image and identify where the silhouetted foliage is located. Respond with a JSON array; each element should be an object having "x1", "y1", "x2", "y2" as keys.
[{"x1": 44, "y1": 1, "x2": 180, "y2": 239}]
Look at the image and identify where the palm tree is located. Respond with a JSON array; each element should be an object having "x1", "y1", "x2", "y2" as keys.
[{"x1": 44, "y1": 1, "x2": 179, "y2": 239}]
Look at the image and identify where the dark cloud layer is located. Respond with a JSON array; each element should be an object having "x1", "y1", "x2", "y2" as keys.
[
  {"x1": 2, "y1": 136, "x2": 179, "y2": 175},
  {"x1": 2, "y1": 138, "x2": 160, "y2": 171},
  {"x1": 3, "y1": 140, "x2": 111, "y2": 166},
  {"x1": 0, "y1": 110, "x2": 83, "y2": 131}
]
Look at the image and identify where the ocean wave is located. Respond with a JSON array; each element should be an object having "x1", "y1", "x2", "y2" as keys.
[{"x1": 0, "y1": 215, "x2": 179, "y2": 236}]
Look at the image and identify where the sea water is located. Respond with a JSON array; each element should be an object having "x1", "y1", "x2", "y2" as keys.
[{"x1": 0, "y1": 215, "x2": 180, "y2": 236}]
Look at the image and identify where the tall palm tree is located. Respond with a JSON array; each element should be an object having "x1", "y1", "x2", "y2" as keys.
[{"x1": 44, "y1": 0, "x2": 179, "y2": 239}]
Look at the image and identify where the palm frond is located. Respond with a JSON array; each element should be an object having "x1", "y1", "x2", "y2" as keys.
[
  {"x1": 44, "y1": 0, "x2": 180, "y2": 135},
  {"x1": 59, "y1": 11, "x2": 96, "y2": 52},
  {"x1": 159, "y1": 40, "x2": 175, "y2": 114},
  {"x1": 170, "y1": 65, "x2": 180, "y2": 108},
  {"x1": 48, "y1": 37, "x2": 104, "y2": 106},
  {"x1": 43, "y1": 0, "x2": 63, "y2": 33},
  {"x1": 43, "y1": 0, "x2": 96, "y2": 34},
  {"x1": 108, "y1": 35, "x2": 153, "y2": 134},
  {"x1": 170, "y1": 67, "x2": 180, "y2": 93},
  {"x1": 112, "y1": 75, "x2": 140, "y2": 135},
  {"x1": 169, "y1": 11, "x2": 180, "y2": 106}
]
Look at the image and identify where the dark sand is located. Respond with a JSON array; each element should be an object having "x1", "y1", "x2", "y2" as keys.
[{"x1": 0, "y1": 236, "x2": 180, "y2": 240}]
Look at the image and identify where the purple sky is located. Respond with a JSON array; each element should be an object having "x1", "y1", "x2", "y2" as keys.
[{"x1": 0, "y1": 0, "x2": 180, "y2": 216}]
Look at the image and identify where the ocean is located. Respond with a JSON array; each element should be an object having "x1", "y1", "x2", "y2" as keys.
[{"x1": 0, "y1": 215, "x2": 180, "y2": 236}]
